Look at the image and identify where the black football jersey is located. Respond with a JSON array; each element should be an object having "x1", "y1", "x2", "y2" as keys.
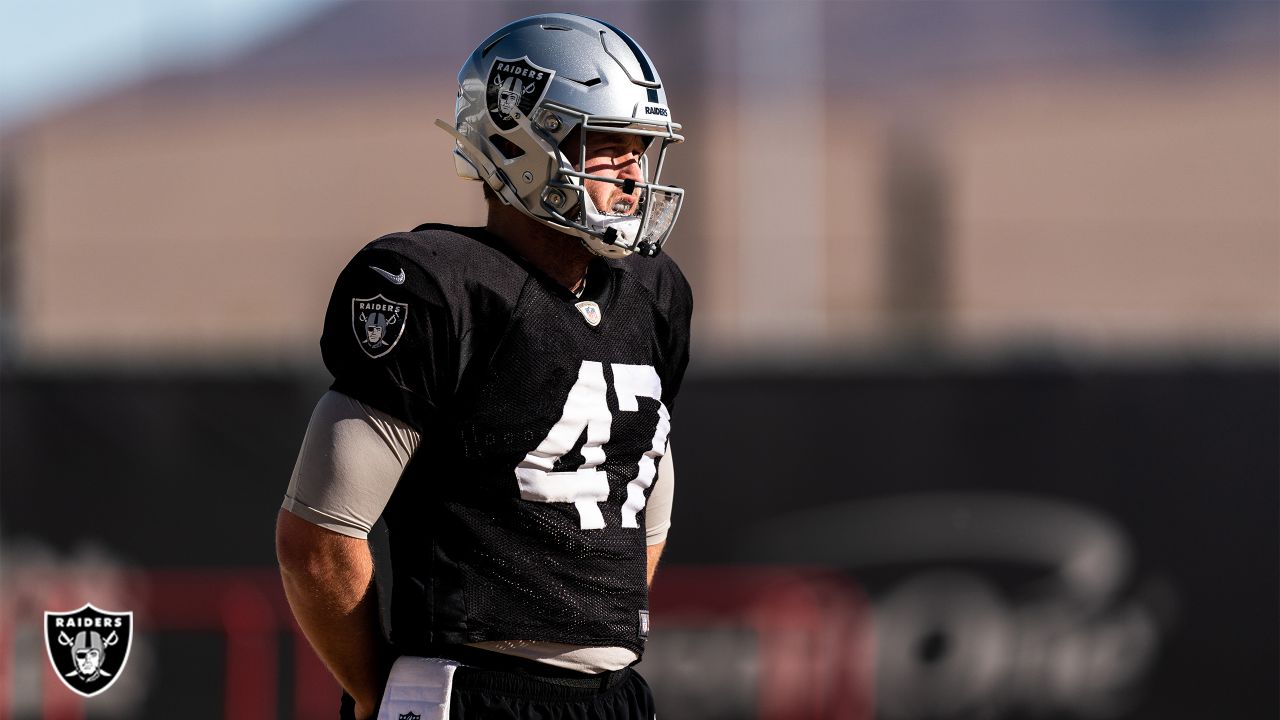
[{"x1": 320, "y1": 224, "x2": 692, "y2": 656}]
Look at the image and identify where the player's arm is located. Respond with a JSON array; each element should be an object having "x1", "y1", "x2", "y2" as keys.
[
  {"x1": 645, "y1": 445, "x2": 675, "y2": 587},
  {"x1": 276, "y1": 391, "x2": 420, "y2": 720},
  {"x1": 646, "y1": 540, "x2": 666, "y2": 587},
  {"x1": 648, "y1": 255, "x2": 690, "y2": 588},
  {"x1": 276, "y1": 512, "x2": 383, "y2": 717}
]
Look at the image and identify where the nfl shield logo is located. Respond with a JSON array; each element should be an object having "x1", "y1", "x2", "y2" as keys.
[
  {"x1": 575, "y1": 300, "x2": 602, "y2": 327},
  {"x1": 352, "y1": 295, "x2": 409, "y2": 358},
  {"x1": 44, "y1": 604, "x2": 133, "y2": 697},
  {"x1": 487, "y1": 56, "x2": 555, "y2": 132}
]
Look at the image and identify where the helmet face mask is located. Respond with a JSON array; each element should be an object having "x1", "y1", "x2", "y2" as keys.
[
  {"x1": 541, "y1": 111, "x2": 684, "y2": 257},
  {"x1": 444, "y1": 14, "x2": 685, "y2": 258}
]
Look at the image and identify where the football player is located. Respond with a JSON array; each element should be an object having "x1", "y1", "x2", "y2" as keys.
[{"x1": 275, "y1": 14, "x2": 691, "y2": 720}]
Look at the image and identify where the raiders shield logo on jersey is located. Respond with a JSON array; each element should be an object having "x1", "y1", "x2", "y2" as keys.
[
  {"x1": 352, "y1": 295, "x2": 408, "y2": 358},
  {"x1": 487, "y1": 56, "x2": 555, "y2": 132},
  {"x1": 44, "y1": 604, "x2": 133, "y2": 698}
]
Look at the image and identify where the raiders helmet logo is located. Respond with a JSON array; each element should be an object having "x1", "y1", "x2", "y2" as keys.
[
  {"x1": 352, "y1": 295, "x2": 409, "y2": 358},
  {"x1": 44, "y1": 604, "x2": 134, "y2": 698},
  {"x1": 487, "y1": 56, "x2": 555, "y2": 132}
]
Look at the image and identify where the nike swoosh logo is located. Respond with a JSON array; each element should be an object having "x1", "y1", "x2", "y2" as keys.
[{"x1": 369, "y1": 265, "x2": 405, "y2": 285}]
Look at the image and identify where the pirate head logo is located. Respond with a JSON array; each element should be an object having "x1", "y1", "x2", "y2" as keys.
[
  {"x1": 487, "y1": 56, "x2": 554, "y2": 132},
  {"x1": 352, "y1": 295, "x2": 409, "y2": 359},
  {"x1": 44, "y1": 604, "x2": 133, "y2": 697}
]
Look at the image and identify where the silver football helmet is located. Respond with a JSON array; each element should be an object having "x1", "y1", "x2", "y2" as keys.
[{"x1": 437, "y1": 14, "x2": 685, "y2": 258}]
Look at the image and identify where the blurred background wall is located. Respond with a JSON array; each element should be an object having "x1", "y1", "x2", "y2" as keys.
[{"x1": 1, "y1": 1, "x2": 1276, "y2": 719}]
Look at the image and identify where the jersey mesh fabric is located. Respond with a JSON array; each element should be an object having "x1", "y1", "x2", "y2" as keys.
[{"x1": 321, "y1": 225, "x2": 692, "y2": 657}]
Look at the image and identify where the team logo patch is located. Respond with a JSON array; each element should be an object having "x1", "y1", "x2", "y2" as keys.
[
  {"x1": 399, "y1": 713, "x2": 422, "y2": 720},
  {"x1": 638, "y1": 609, "x2": 650, "y2": 639},
  {"x1": 44, "y1": 604, "x2": 133, "y2": 698},
  {"x1": 487, "y1": 56, "x2": 555, "y2": 132},
  {"x1": 352, "y1": 295, "x2": 408, "y2": 358},
  {"x1": 575, "y1": 300, "x2": 602, "y2": 327}
]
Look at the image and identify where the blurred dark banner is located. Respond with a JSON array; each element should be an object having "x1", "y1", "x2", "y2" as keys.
[{"x1": 1, "y1": 359, "x2": 1275, "y2": 719}]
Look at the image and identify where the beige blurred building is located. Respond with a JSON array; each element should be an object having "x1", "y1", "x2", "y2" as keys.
[{"x1": 2, "y1": 1, "x2": 1276, "y2": 366}]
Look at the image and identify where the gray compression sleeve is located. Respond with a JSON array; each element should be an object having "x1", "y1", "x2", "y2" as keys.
[
  {"x1": 281, "y1": 390, "x2": 420, "y2": 539},
  {"x1": 646, "y1": 445, "x2": 674, "y2": 545}
]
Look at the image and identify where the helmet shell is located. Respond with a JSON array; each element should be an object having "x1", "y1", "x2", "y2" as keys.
[
  {"x1": 457, "y1": 13, "x2": 669, "y2": 126},
  {"x1": 448, "y1": 14, "x2": 684, "y2": 257}
]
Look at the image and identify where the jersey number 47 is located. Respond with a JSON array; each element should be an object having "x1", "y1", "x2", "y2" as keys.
[{"x1": 514, "y1": 361, "x2": 668, "y2": 530}]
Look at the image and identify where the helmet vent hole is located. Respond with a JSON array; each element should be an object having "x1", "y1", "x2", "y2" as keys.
[
  {"x1": 541, "y1": 24, "x2": 572, "y2": 31},
  {"x1": 488, "y1": 135, "x2": 525, "y2": 160}
]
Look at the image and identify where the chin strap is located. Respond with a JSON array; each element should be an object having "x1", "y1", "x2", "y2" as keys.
[{"x1": 580, "y1": 190, "x2": 641, "y2": 249}]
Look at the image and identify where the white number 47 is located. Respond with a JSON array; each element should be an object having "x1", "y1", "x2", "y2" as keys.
[{"x1": 514, "y1": 361, "x2": 670, "y2": 530}]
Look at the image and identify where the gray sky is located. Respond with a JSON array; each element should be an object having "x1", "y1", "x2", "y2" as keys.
[{"x1": 0, "y1": 0, "x2": 340, "y2": 127}]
